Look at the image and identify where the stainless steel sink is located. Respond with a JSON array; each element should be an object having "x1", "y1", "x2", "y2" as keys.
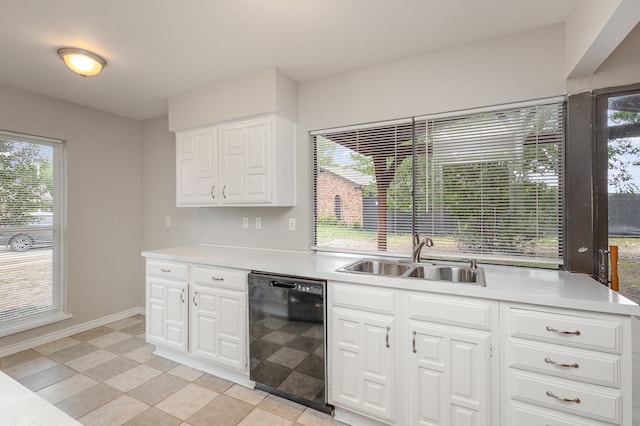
[{"x1": 337, "y1": 258, "x2": 485, "y2": 286}]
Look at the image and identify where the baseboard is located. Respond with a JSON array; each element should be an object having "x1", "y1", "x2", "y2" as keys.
[{"x1": 0, "y1": 307, "x2": 146, "y2": 358}]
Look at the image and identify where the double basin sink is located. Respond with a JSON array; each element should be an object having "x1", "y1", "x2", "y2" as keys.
[{"x1": 337, "y1": 258, "x2": 485, "y2": 286}]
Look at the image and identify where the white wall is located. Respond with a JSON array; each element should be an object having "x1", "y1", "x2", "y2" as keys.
[{"x1": 0, "y1": 84, "x2": 143, "y2": 347}]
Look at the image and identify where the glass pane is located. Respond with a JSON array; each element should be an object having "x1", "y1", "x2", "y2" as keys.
[
  {"x1": 0, "y1": 138, "x2": 57, "y2": 324},
  {"x1": 607, "y1": 93, "x2": 640, "y2": 303}
]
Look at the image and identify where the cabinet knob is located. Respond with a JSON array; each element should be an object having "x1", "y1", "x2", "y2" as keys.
[
  {"x1": 385, "y1": 326, "x2": 390, "y2": 348},
  {"x1": 210, "y1": 185, "x2": 215, "y2": 200},
  {"x1": 193, "y1": 291, "x2": 198, "y2": 306},
  {"x1": 544, "y1": 357, "x2": 579, "y2": 369},
  {"x1": 546, "y1": 391, "x2": 580, "y2": 404},
  {"x1": 412, "y1": 330, "x2": 417, "y2": 353},
  {"x1": 160, "y1": 268, "x2": 171, "y2": 273},
  {"x1": 546, "y1": 326, "x2": 581, "y2": 336}
]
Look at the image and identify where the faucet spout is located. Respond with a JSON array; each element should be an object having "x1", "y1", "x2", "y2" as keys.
[{"x1": 412, "y1": 233, "x2": 434, "y2": 262}]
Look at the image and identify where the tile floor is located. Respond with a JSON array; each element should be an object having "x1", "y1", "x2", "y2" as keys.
[{"x1": 0, "y1": 315, "x2": 346, "y2": 426}]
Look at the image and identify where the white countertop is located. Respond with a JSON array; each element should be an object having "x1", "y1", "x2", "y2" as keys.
[{"x1": 142, "y1": 244, "x2": 640, "y2": 316}]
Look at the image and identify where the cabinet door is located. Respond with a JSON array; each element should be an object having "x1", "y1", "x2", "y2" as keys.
[
  {"x1": 176, "y1": 127, "x2": 218, "y2": 206},
  {"x1": 190, "y1": 284, "x2": 247, "y2": 372},
  {"x1": 331, "y1": 306, "x2": 395, "y2": 423},
  {"x1": 409, "y1": 321, "x2": 492, "y2": 426},
  {"x1": 146, "y1": 278, "x2": 188, "y2": 351},
  {"x1": 221, "y1": 117, "x2": 272, "y2": 204}
]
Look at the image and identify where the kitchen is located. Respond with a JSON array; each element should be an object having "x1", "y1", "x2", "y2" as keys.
[{"x1": 1, "y1": 1, "x2": 640, "y2": 425}]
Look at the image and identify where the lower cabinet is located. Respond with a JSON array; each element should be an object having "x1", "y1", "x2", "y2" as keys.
[
  {"x1": 329, "y1": 282, "x2": 499, "y2": 425},
  {"x1": 146, "y1": 259, "x2": 249, "y2": 378}
]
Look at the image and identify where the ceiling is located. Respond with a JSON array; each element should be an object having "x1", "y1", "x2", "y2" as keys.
[{"x1": 0, "y1": 0, "x2": 578, "y2": 121}]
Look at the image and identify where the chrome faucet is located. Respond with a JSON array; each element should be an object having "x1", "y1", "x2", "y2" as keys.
[{"x1": 412, "y1": 233, "x2": 434, "y2": 262}]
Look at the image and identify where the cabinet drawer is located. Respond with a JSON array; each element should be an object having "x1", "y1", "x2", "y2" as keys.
[
  {"x1": 147, "y1": 260, "x2": 188, "y2": 281},
  {"x1": 509, "y1": 370, "x2": 622, "y2": 424},
  {"x1": 331, "y1": 282, "x2": 395, "y2": 314},
  {"x1": 509, "y1": 339, "x2": 621, "y2": 387},
  {"x1": 192, "y1": 266, "x2": 247, "y2": 292},
  {"x1": 509, "y1": 308, "x2": 622, "y2": 353},
  {"x1": 510, "y1": 401, "x2": 610, "y2": 426},
  {"x1": 408, "y1": 292, "x2": 494, "y2": 330}
]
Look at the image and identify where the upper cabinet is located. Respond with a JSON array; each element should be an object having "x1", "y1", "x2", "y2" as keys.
[{"x1": 176, "y1": 114, "x2": 296, "y2": 207}]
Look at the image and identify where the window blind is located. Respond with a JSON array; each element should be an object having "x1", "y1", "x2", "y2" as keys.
[
  {"x1": 312, "y1": 100, "x2": 565, "y2": 266},
  {"x1": 0, "y1": 132, "x2": 66, "y2": 335}
]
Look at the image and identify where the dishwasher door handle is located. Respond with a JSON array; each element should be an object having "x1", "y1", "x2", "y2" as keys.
[{"x1": 270, "y1": 280, "x2": 296, "y2": 289}]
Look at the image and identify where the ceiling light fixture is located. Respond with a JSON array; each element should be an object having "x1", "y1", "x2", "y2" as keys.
[{"x1": 57, "y1": 47, "x2": 107, "y2": 77}]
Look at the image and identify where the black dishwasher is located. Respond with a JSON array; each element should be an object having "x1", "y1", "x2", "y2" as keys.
[{"x1": 248, "y1": 272, "x2": 331, "y2": 414}]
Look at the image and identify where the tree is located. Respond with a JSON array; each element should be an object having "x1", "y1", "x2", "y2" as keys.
[
  {"x1": 608, "y1": 111, "x2": 640, "y2": 194},
  {"x1": 0, "y1": 139, "x2": 52, "y2": 226}
]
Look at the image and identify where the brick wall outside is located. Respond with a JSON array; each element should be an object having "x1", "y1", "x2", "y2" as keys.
[{"x1": 317, "y1": 169, "x2": 364, "y2": 227}]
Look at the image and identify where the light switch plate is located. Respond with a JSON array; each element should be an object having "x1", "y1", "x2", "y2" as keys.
[
  {"x1": 288, "y1": 218, "x2": 296, "y2": 231},
  {"x1": 242, "y1": 217, "x2": 249, "y2": 229},
  {"x1": 255, "y1": 217, "x2": 262, "y2": 230}
]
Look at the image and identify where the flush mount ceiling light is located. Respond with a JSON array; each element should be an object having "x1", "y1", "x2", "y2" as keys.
[{"x1": 57, "y1": 47, "x2": 106, "y2": 77}]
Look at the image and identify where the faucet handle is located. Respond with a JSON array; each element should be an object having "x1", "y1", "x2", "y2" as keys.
[
  {"x1": 424, "y1": 237, "x2": 434, "y2": 247},
  {"x1": 413, "y1": 232, "x2": 421, "y2": 246}
]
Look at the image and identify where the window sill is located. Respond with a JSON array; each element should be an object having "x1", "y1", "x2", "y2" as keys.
[{"x1": 0, "y1": 312, "x2": 74, "y2": 338}]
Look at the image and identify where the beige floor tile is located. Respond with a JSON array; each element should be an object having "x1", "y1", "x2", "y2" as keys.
[
  {"x1": 36, "y1": 373, "x2": 98, "y2": 404},
  {"x1": 87, "y1": 331, "x2": 131, "y2": 348},
  {"x1": 47, "y1": 342, "x2": 101, "y2": 364},
  {"x1": 297, "y1": 408, "x2": 346, "y2": 426},
  {"x1": 143, "y1": 355, "x2": 179, "y2": 372},
  {"x1": 3, "y1": 356, "x2": 58, "y2": 380},
  {"x1": 186, "y1": 394, "x2": 252, "y2": 426},
  {"x1": 167, "y1": 364, "x2": 204, "y2": 381},
  {"x1": 224, "y1": 383, "x2": 268, "y2": 406},
  {"x1": 239, "y1": 407, "x2": 294, "y2": 426},
  {"x1": 156, "y1": 383, "x2": 218, "y2": 420},
  {"x1": 0, "y1": 349, "x2": 42, "y2": 369},
  {"x1": 83, "y1": 356, "x2": 139, "y2": 382},
  {"x1": 128, "y1": 373, "x2": 190, "y2": 405},
  {"x1": 258, "y1": 394, "x2": 306, "y2": 421},
  {"x1": 125, "y1": 344, "x2": 156, "y2": 363},
  {"x1": 104, "y1": 336, "x2": 148, "y2": 356},
  {"x1": 105, "y1": 317, "x2": 142, "y2": 331},
  {"x1": 72, "y1": 326, "x2": 113, "y2": 342},
  {"x1": 18, "y1": 364, "x2": 76, "y2": 391},
  {"x1": 124, "y1": 407, "x2": 183, "y2": 426},
  {"x1": 104, "y1": 364, "x2": 162, "y2": 392},
  {"x1": 55, "y1": 382, "x2": 123, "y2": 419},
  {"x1": 64, "y1": 349, "x2": 117, "y2": 372},
  {"x1": 79, "y1": 394, "x2": 148, "y2": 426},
  {"x1": 120, "y1": 321, "x2": 147, "y2": 336},
  {"x1": 193, "y1": 373, "x2": 234, "y2": 393},
  {"x1": 33, "y1": 337, "x2": 81, "y2": 356}
]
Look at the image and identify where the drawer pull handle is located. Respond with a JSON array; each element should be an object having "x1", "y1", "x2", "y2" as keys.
[
  {"x1": 412, "y1": 330, "x2": 417, "y2": 353},
  {"x1": 545, "y1": 357, "x2": 579, "y2": 369},
  {"x1": 161, "y1": 268, "x2": 171, "y2": 273},
  {"x1": 180, "y1": 288, "x2": 185, "y2": 303},
  {"x1": 545, "y1": 326, "x2": 581, "y2": 336},
  {"x1": 386, "y1": 326, "x2": 390, "y2": 348},
  {"x1": 210, "y1": 185, "x2": 215, "y2": 200},
  {"x1": 211, "y1": 276, "x2": 224, "y2": 281},
  {"x1": 546, "y1": 391, "x2": 580, "y2": 404},
  {"x1": 193, "y1": 291, "x2": 198, "y2": 306}
]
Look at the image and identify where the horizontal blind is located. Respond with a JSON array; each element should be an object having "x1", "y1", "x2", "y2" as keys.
[
  {"x1": 0, "y1": 132, "x2": 64, "y2": 330},
  {"x1": 418, "y1": 102, "x2": 564, "y2": 264},
  {"x1": 313, "y1": 119, "x2": 416, "y2": 256}
]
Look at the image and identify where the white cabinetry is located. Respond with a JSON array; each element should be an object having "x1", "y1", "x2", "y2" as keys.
[
  {"x1": 146, "y1": 260, "x2": 189, "y2": 351},
  {"x1": 331, "y1": 283, "x2": 396, "y2": 423},
  {"x1": 176, "y1": 126, "x2": 218, "y2": 205},
  {"x1": 175, "y1": 114, "x2": 295, "y2": 207},
  {"x1": 501, "y1": 303, "x2": 632, "y2": 425},
  {"x1": 407, "y1": 292, "x2": 497, "y2": 426},
  {"x1": 145, "y1": 258, "x2": 249, "y2": 384},
  {"x1": 190, "y1": 266, "x2": 247, "y2": 372},
  {"x1": 329, "y1": 282, "x2": 498, "y2": 426}
]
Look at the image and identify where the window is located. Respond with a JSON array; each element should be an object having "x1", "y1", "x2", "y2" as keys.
[
  {"x1": 0, "y1": 131, "x2": 67, "y2": 336},
  {"x1": 312, "y1": 100, "x2": 565, "y2": 266}
]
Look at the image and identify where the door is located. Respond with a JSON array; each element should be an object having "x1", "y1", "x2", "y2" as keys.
[
  {"x1": 595, "y1": 88, "x2": 640, "y2": 303},
  {"x1": 176, "y1": 127, "x2": 218, "y2": 205},
  {"x1": 409, "y1": 321, "x2": 492, "y2": 426},
  {"x1": 331, "y1": 306, "x2": 395, "y2": 423},
  {"x1": 147, "y1": 278, "x2": 188, "y2": 351},
  {"x1": 190, "y1": 284, "x2": 246, "y2": 371}
]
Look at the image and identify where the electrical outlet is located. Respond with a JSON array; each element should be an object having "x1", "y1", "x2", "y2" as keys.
[
  {"x1": 288, "y1": 218, "x2": 296, "y2": 231},
  {"x1": 164, "y1": 216, "x2": 171, "y2": 228},
  {"x1": 255, "y1": 217, "x2": 262, "y2": 230},
  {"x1": 242, "y1": 217, "x2": 249, "y2": 229}
]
